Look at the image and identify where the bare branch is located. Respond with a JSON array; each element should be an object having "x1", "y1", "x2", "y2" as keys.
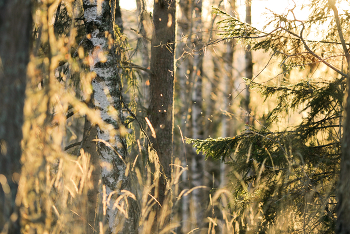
[
  {"x1": 121, "y1": 61, "x2": 152, "y2": 74},
  {"x1": 64, "y1": 141, "x2": 82, "y2": 151},
  {"x1": 280, "y1": 26, "x2": 349, "y2": 78},
  {"x1": 328, "y1": 0, "x2": 350, "y2": 67}
]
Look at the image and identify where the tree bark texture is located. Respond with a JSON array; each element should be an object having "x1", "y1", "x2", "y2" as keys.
[
  {"x1": 149, "y1": 0, "x2": 176, "y2": 205},
  {"x1": 82, "y1": 1, "x2": 137, "y2": 233},
  {"x1": 0, "y1": 0, "x2": 31, "y2": 233}
]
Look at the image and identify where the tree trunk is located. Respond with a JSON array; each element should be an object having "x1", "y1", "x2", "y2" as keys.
[
  {"x1": 136, "y1": 0, "x2": 151, "y2": 108},
  {"x1": 82, "y1": 1, "x2": 137, "y2": 233},
  {"x1": 220, "y1": 0, "x2": 236, "y2": 189},
  {"x1": 0, "y1": 1, "x2": 32, "y2": 233},
  {"x1": 220, "y1": 42, "x2": 234, "y2": 187},
  {"x1": 337, "y1": 73, "x2": 350, "y2": 234},
  {"x1": 148, "y1": 0, "x2": 176, "y2": 230},
  {"x1": 337, "y1": 80, "x2": 350, "y2": 233},
  {"x1": 244, "y1": 0, "x2": 252, "y2": 126},
  {"x1": 81, "y1": 116, "x2": 101, "y2": 234},
  {"x1": 177, "y1": 0, "x2": 192, "y2": 232},
  {"x1": 190, "y1": 0, "x2": 206, "y2": 230},
  {"x1": 331, "y1": 0, "x2": 350, "y2": 232}
]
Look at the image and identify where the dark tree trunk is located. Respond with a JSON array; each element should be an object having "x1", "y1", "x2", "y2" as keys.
[
  {"x1": 177, "y1": 0, "x2": 192, "y2": 231},
  {"x1": 0, "y1": 0, "x2": 32, "y2": 233},
  {"x1": 337, "y1": 79, "x2": 350, "y2": 234},
  {"x1": 244, "y1": 0, "x2": 252, "y2": 126},
  {"x1": 148, "y1": 0, "x2": 176, "y2": 230},
  {"x1": 330, "y1": 0, "x2": 350, "y2": 232},
  {"x1": 81, "y1": 116, "x2": 101, "y2": 234},
  {"x1": 190, "y1": 0, "x2": 205, "y2": 229}
]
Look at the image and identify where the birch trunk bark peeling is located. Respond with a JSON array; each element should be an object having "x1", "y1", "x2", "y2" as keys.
[{"x1": 82, "y1": 1, "x2": 136, "y2": 233}]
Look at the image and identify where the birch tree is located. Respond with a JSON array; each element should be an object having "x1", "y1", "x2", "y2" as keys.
[
  {"x1": 0, "y1": 1, "x2": 31, "y2": 233},
  {"x1": 82, "y1": 0, "x2": 137, "y2": 232}
]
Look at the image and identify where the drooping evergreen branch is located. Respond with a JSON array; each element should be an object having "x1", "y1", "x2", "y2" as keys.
[{"x1": 212, "y1": 8, "x2": 350, "y2": 46}]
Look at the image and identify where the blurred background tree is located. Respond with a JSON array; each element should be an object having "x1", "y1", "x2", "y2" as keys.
[{"x1": 0, "y1": 1, "x2": 32, "y2": 233}]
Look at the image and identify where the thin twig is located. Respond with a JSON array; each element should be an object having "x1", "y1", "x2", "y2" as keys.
[
  {"x1": 328, "y1": 0, "x2": 350, "y2": 66},
  {"x1": 121, "y1": 61, "x2": 152, "y2": 74},
  {"x1": 64, "y1": 141, "x2": 82, "y2": 151}
]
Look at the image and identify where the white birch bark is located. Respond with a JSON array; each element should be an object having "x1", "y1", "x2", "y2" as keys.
[{"x1": 82, "y1": 1, "x2": 136, "y2": 233}]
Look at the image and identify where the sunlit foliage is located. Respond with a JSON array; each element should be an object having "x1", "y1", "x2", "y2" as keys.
[{"x1": 189, "y1": 0, "x2": 348, "y2": 232}]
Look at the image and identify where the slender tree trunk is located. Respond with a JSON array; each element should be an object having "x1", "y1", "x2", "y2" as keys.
[
  {"x1": 82, "y1": 1, "x2": 137, "y2": 233},
  {"x1": 220, "y1": 42, "x2": 234, "y2": 187},
  {"x1": 337, "y1": 71, "x2": 350, "y2": 234},
  {"x1": 0, "y1": 1, "x2": 31, "y2": 233},
  {"x1": 190, "y1": 0, "x2": 205, "y2": 229},
  {"x1": 330, "y1": 0, "x2": 350, "y2": 231},
  {"x1": 82, "y1": 116, "x2": 101, "y2": 234},
  {"x1": 220, "y1": 0, "x2": 236, "y2": 189},
  {"x1": 205, "y1": 0, "x2": 222, "y2": 139},
  {"x1": 245, "y1": 0, "x2": 252, "y2": 126},
  {"x1": 177, "y1": 0, "x2": 191, "y2": 232},
  {"x1": 136, "y1": 0, "x2": 151, "y2": 108},
  {"x1": 148, "y1": 0, "x2": 176, "y2": 230}
]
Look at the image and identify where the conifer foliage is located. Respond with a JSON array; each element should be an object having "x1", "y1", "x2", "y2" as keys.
[{"x1": 189, "y1": 0, "x2": 349, "y2": 232}]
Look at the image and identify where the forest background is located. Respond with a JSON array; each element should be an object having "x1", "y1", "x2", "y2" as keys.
[{"x1": 1, "y1": 0, "x2": 350, "y2": 233}]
